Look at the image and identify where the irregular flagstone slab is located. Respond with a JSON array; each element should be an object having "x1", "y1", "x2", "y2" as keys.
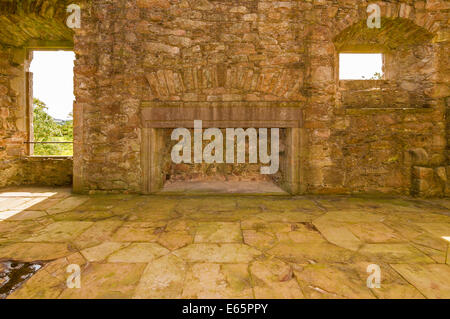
[
  {"x1": 0, "y1": 242, "x2": 73, "y2": 261},
  {"x1": 58, "y1": 263, "x2": 146, "y2": 299},
  {"x1": 259, "y1": 198, "x2": 321, "y2": 213},
  {"x1": 81, "y1": 242, "x2": 130, "y2": 262},
  {"x1": 293, "y1": 263, "x2": 376, "y2": 299},
  {"x1": 383, "y1": 221, "x2": 449, "y2": 254},
  {"x1": 382, "y1": 220, "x2": 426, "y2": 240},
  {"x1": 157, "y1": 231, "x2": 193, "y2": 250},
  {"x1": 25, "y1": 221, "x2": 94, "y2": 243},
  {"x1": 23, "y1": 198, "x2": 66, "y2": 211},
  {"x1": 350, "y1": 261, "x2": 424, "y2": 299},
  {"x1": 313, "y1": 197, "x2": 385, "y2": 211},
  {"x1": 46, "y1": 196, "x2": 90, "y2": 215},
  {"x1": 360, "y1": 198, "x2": 429, "y2": 213},
  {"x1": 0, "y1": 221, "x2": 48, "y2": 244},
  {"x1": 182, "y1": 263, "x2": 252, "y2": 299},
  {"x1": 414, "y1": 223, "x2": 450, "y2": 238},
  {"x1": 250, "y1": 258, "x2": 304, "y2": 299},
  {"x1": 108, "y1": 199, "x2": 143, "y2": 215},
  {"x1": 346, "y1": 222, "x2": 404, "y2": 243},
  {"x1": 313, "y1": 218, "x2": 362, "y2": 251},
  {"x1": 5, "y1": 210, "x2": 47, "y2": 221},
  {"x1": 126, "y1": 210, "x2": 179, "y2": 222},
  {"x1": 121, "y1": 220, "x2": 167, "y2": 228},
  {"x1": 0, "y1": 197, "x2": 36, "y2": 212},
  {"x1": 8, "y1": 252, "x2": 86, "y2": 299},
  {"x1": 173, "y1": 244, "x2": 261, "y2": 263},
  {"x1": 410, "y1": 232, "x2": 448, "y2": 252},
  {"x1": 275, "y1": 223, "x2": 326, "y2": 244},
  {"x1": 135, "y1": 197, "x2": 178, "y2": 212},
  {"x1": 107, "y1": 243, "x2": 169, "y2": 263},
  {"x1": 318, "y1": 210, "x2": 384, "y2": 223},
  {"x1": 0, "y1": 211, "x2": 25, "y2": 221},
  {"x1": 166, "y1": 219, "x2": 197, "y2": 234},
  {"x1": 267, "y1": 242, "x2": 361, "y2": 264},
  {"x1": 255, "y1": 211, "x2": 317, "y2": 223},
  {"x1": 384, "y1": 211, "x2": 450, "y2": 224},
  {"x1": 10, "y1": 197, "x2": 49, "y2": 211},
  {"x1": 359, "y1": 244, "x2": 435, "y2": 264},
  {"x1": 241, "y1": 217, "x2": 292, "y2": 232},
  {"x1": 73, "y1": 220, "x2": 124, "y2": 249},
  {"x1": 176, "y1": 197, "x2": 237, "y2": 213},
  {"x1": 243, "y1": 230, "x2": 277, "y2": 251},
  {"x1": 194, "y1": 222, "x2": 242, "y2": 243},
  {"x1": 108, "y1": 196, "x2": 170, "y2": 215},
  {"x1": 74, "y1": 198, "x2": 126, "y2": 211},
  {"x1": 133, "y1": 254, "x2": 186, "y2": 298},
  {"x1": 320, "y1": 197, "x2": 432, "y2": 214},
  {"x1": 112, "y1": 222, "x2": 163, "y2": 242},
  {"x1": 275, "y1": 230, "x2": 325, "y2": 245},
  {"x1": 411, "y1": 244, "x2": 447, "y2": 264},
  {"x1": 390, "y1": 264, "x2": 450, "y2": 299},
  {"x1": 185, "y1": 209, "x2": 257, "y2": 222},
  {"x1": 51, "y1": 211, "x2": 117, "y2": 221},
  {"x1": 236, "y1": 197, "x2": 270, "y2": 209}
]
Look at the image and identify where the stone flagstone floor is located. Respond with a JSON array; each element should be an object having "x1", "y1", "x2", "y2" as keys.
[{"x1": 0, "y1": 186, "x2": 449, "y2": 299}]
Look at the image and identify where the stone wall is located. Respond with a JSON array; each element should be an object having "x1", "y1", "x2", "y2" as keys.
[
  {"x1": 71, "y1": 0, "x2": 449, "y2": 196},
  {"x1": 0, "y1": 46, "x2": 27, "y2": 188},
  {"x1": 1, "y1": 0, "x2": 449, "y2": 196},
  {"x1": 21, "y1": 157, "x2": 73, "y2": 186}
]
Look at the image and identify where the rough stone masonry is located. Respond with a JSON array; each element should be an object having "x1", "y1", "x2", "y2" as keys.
[{"x1": 0, "y1": 0, "x2": 449, "y2": 197}]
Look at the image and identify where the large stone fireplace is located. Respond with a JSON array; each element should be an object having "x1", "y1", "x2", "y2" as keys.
[{"x1": 140, "y1": 101, "x2": 305, "y2": 194}]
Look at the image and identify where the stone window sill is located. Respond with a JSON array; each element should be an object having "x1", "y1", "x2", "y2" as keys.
[{"x1": 24, "y1": 155, "x2": 73, "y2": 160}]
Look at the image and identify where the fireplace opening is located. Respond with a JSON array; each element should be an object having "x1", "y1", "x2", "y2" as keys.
[
  {"x1": 157, "y1": 128, "x2": 289, "y2": 194},
  {"x1": 140, "y1": 101, "x2": 304, "y2": 195}
]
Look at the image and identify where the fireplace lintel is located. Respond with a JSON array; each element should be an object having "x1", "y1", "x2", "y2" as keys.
[{"x1": 140, "y1": 101, "x2": 303, "y2": 128}]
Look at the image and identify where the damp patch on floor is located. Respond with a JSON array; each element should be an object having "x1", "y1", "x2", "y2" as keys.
[{"x1": 0, "y1": 261, "x2": 43, "y2": 299}]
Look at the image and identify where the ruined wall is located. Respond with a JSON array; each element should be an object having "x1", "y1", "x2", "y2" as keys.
[
  {"x1": 307, "y1": 1, "x2": 449, "y2": 195},
  {"x1": 75, "y1": 0, "x2": 308, "y2": 193},
  {"x1": 73, "y1": 0, "x2": 143, "y2": 192},
  {"x1": 72, "y1": 0, "x2": 449, "y2": 195},
  {"x1": 0, "y1": 46, "x2": 27, "y2": 188},
  {"x1": 0, "y1": 1, "x2": 447, "y2": 196},
  {"x1": 21, "y1": 157, "x2": 73, "y2": 186}
]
